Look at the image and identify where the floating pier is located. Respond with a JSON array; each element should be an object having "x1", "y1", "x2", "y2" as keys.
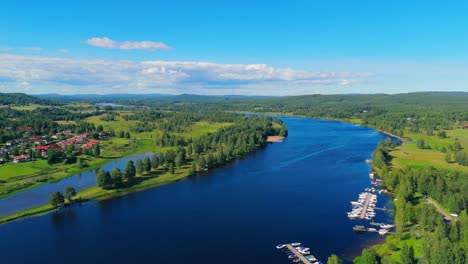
[
  {"x1": 359, "y1": 194, "x2": 372, "y2": 219},
  {"x1": 285, "y1": 244, "x2": 314, "y2": 264}
]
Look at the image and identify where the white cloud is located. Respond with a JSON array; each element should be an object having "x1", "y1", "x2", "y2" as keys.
[
  {"x1": 85, "y1": 37, "x2": 171, "y2": 51},
  {"x1": 0, "y1": 54, "x2": 373, "y2": 95},
  {"x1": 0, "y1": 47, "x2": 43, "y2": 51}
]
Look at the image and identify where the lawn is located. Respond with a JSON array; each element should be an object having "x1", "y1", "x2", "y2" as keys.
[
  {"x1": 390, "y1": 129, "x2": 468, "y2": 172},
  {"x1": 0, "y1": 163, "x2": 41, "y2": 180}
]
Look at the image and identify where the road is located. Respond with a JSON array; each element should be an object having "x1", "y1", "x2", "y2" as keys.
[{"x1": 426, "y1": 198, "x2": 453, "y2": 221}]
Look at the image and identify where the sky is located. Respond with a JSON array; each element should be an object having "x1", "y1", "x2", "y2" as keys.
[{"x1": 1, "y1": 0, "x2": 468, "y2": 95}]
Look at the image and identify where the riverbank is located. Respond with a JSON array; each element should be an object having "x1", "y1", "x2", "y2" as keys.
[
  {"x1": 0, "y1": 138, "x2": 154, "y2": 199},
  {"x1": 0, "y1": 164, "x2": 192, "y2": 224},
  {"x1": 0, "y1": 130, "x2": 286, "y2": 224}
]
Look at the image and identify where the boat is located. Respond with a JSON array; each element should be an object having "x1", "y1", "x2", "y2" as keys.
[
  {"x1": 300, "y1": 251, "x2": 310, "y2": 255},
  {"x1": 276, "y1": 244, "x2": 286, "y2": 249},
  {"x1": 288, "y1": 254, "x2": 296, "y2": 259},
  {"x1": 290, "y1": 242, "x2": 301, "y2": 247},
  {"x1": 292, "y1": 258, "x2": 301, "y2": 263},
  {"x1": 353, "y1": 225, "x2": 367, "y2": 233},
  {"x1": 296, "y1": 247, "x2": 310, "y2": 251},
  {"x1": 351, "y1": 201, "x2": 362, "y2": 206},
  {"x1": 378, "y1": 229, "x2": 389, "y2": 235},
  {"x1": 306, "y1": 255, "x2": 317, "y2": 262},
  {"x1": 380, "y1": 224, "x2": 395, "y2": 229},
  {"x1": 368, "y1": 228, "x2": 377, "y2": 232}
]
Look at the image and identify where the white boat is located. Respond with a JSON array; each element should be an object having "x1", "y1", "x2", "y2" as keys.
[
  {"x1": 378, "y1": 229, "x2": 389, "y2": 235},
  {"x1": 380, "y1": 224, "x2": 395, "y2": 229},
  {"x1": 368, "y1": 228, "x2": 377, "y2": 232},
  {"x1": 276, "y1": 244, "x2": 286, "y2": 249},
  {"x1": 351, "y1": 201, "x2": 362, "y2": 206},
  {"x1": 296, "y1": 247, "x2": 310, "y2": 251}
]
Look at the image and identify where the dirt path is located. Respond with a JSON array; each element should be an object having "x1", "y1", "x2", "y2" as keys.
[{"x1": 426, "y1": 198, "x2": 453, "y2": 221}]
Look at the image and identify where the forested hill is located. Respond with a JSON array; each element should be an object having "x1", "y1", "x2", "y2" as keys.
[
  {"x1": 35, "y1": 93, "x2": 272, "y2": 104},
  {"x1": 0, "y1": 93, "x2": 55, "y2": 106},
  {"x1": 223, "y1": 92, "x2": 468, "y2": 136}
]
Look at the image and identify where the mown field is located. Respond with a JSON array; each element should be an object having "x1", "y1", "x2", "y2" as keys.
[{"x1": 390, "y1": 129, "x2": 468, "y2": 172}]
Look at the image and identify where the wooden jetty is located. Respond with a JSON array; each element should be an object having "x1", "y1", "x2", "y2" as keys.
[
  {"x1": 285, "y1": 244, "x2": 313, "y2": 264},
  {"x1": 359, "y1": 194, "x2": 372, "y2": 219}
]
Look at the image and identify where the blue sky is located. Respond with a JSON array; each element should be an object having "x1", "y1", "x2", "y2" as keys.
[{"x1": 1, "y1": 0, "x2": 468, "y2": 95}]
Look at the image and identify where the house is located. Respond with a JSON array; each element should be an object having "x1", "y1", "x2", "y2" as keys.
[
  {"x1": 82, "y1": 139, "x2": 100, "y2": 149},
  {"x1": 13, "y1": 154, "x2": 31, "y2": 163},
  {"x1": 36, "y1": 145, "x2": 51, "y2": 151}
]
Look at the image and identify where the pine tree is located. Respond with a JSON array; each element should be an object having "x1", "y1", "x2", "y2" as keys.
[
  {"x1": 144, "y1": 157, "x2": 152, "y2": 172},
  {"x1": 136, "y1": 158, "x2": 143, "y2": 175},
  {"x1": 151, "y1": 154, "x2": 159, "y2": 169},
  {"x1": 123, "y1": 160, "x2": 136, "y2": 182}
]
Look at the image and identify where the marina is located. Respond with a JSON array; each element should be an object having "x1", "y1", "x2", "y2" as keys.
[
  {"x1": 348, "y1": 166, "x2": 396, "y2": 235},
  {"x1": 347, "y1": 191, "x2": 377, "y2": 220},
  {"x1": 277, "y1": 243, "x2": 322, "y2": 264}
]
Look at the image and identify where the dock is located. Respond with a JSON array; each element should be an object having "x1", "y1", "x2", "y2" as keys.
[
  {"x1": 285, "y1": 244, "x2": 313, "y2": 264},
  {"x1": 359, "y1": 194, "x2": 372, "y2": 219}
]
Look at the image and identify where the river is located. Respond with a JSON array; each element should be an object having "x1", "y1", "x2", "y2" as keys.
[{"x1": 0, "y1": 117, "x2": 393, "y2": 263}]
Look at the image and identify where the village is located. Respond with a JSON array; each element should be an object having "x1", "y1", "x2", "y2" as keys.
[{"x1": 0, "y1": 128, "x2": 109, "y2": 164}]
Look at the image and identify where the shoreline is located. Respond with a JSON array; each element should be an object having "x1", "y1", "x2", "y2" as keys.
[
  {"x1": 0, "y1": 135, "x2": 284, "y2": 224},
  {"x1": 0, "y1": 139, "x2": 153, "y2": 200}
]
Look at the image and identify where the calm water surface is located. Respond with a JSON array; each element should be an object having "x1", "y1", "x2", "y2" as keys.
[
  {"x1": 0, "y1": 153, "x2": 153, "y2": 217},
  {"x1": 0, "y1": 117, "x2": 393, "y2": 263}
]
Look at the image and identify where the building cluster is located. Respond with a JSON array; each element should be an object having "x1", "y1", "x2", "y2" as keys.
[{"x1": 0, "y1": 130, "x2": 102, "y2": 163}]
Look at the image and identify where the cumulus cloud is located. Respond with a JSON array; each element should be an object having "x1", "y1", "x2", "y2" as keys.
[
  {"x1": 0, "y1": 54, "x2": 373, "y2": 95},
  {"x1": 85, "y1": 37, "x2": 171, "y2": 51}
]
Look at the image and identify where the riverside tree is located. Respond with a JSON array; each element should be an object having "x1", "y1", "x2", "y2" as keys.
[
  {"x1": 151, "y1": 154, "x2": 159, "y2": 169},
  {"x1": 144, "y1": 157, "x2": 152, "y2": 172},
  {"x1": 64, "y1": 186, "x2": 77, "y2": 203},
  {"x1": 123, "y1": 160, "x2": 136, "y2": 182},
  {"x1": 327, "y1": 254, "x2": 342, "y2": 264},
  {"x1": 110, "y1": 167, "x2": 122, "y2": 187},
  {"x1": 96, "y1": 169, "x2": 112, "y2": 189},
  {"x1": 49, "y1": 191, "x2": 65, "y2": 208},
  {"x1": 136, "y1": 158, "x2": 144, "y2": 175}
]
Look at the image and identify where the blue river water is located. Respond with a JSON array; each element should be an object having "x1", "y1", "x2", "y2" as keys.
[{"x1": 0, "y1": 117, "x2": 393, "y2": 263}]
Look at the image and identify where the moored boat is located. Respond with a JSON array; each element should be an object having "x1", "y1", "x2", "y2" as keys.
[
  {"x1": 353, "y1": 225, "x2": 367, "y2": 233},
  {"x1": 290, "y1": 242, "x2": 301, "y2": 247},
  {"x1": 378, "y1": 229, "x2": 389, "y2": 235},
  {"x1": 276, "y1": 243, "x2": 286, "y2": 249}
]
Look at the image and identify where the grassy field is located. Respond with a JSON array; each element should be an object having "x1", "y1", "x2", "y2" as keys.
[
  {"x1": 389, "y1": 129, "x2": 468, "y2": 172},
  {"x1": 10, "y1": 104, "x2": 48, "y2": 111}
]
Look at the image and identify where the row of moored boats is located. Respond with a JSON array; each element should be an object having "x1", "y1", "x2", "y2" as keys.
[
  {"x1": 347, "y1": 192, "x2": 377, "y2": 220},
  {"x1": 276, "y1": 243, "x2": 323, "y2": 263}
]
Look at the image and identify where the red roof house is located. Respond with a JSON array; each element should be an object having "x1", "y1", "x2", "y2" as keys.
[{"x1": 13, "y1": 155, "x2": 31, "y2": 163}]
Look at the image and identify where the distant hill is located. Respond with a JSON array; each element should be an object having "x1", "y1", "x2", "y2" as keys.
[
  {"x1": 249, "y1": 92, "x2": 468, "y2": 106},
  {"x1": 35, "y1": 93, "x2": 274, "y2": 104},
  {"x1": 0, "y1": 93, "x2": 55, "y2": 106}
]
